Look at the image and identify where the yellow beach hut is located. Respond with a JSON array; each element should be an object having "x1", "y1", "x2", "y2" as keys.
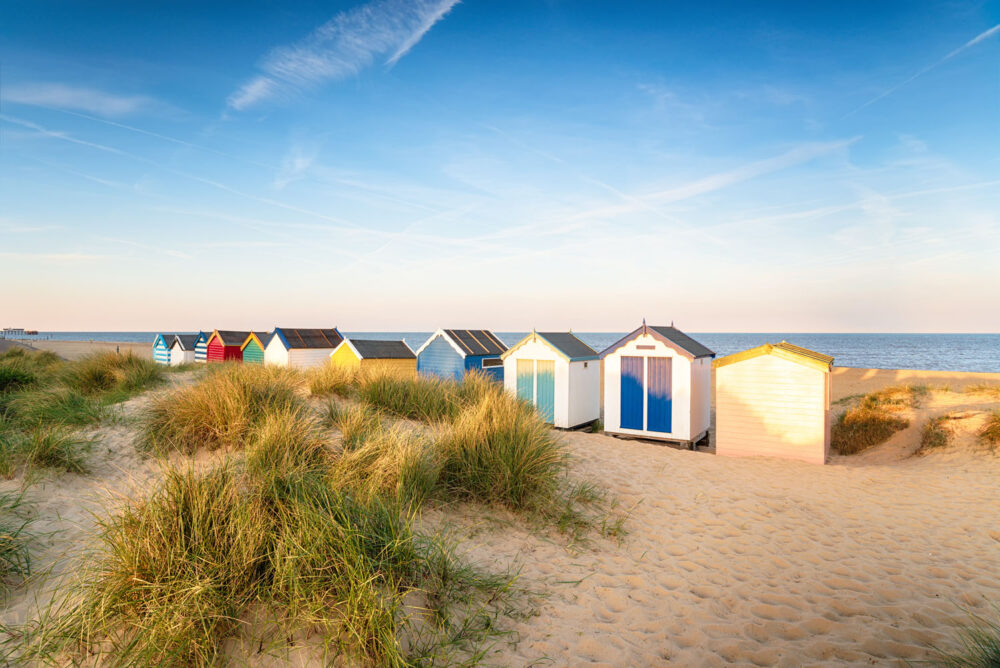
[
  {"x1": 329, "y1": 339, "x2": 417, "y2": 378},
  {"x1": 713, "y1": 341, "x2": 834, "y2": 465}
]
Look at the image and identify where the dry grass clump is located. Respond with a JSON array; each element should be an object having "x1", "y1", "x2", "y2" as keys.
[
  {"x1": 980, "y1": 410, "x2": 1000, "y2": 450},
  {"x1": 436, "y1": 393, "x2": 564, "y2": 509},
  {"x1": 831, "y1": 385, "x2": 924, "y2": 455},
  {"x1": 0, "y1": 490, "x2": 31, "y2": 597},
  {"x1": 139, "y1": 363, "x2": 304, "y2": 454},
  {"x1": 964, "y1": 384, "x2": 1000, "y2": 400},
  {"x1": 15, "y1": 446, "x2": 515, "y2": 665},
  {"x1": 61, "y1": 352, "x2": 163, "y2": 400},
  {"x1": 936, "y1": 607, "x2": 1000, "y2": 667},
  {"x1": 307, "y1": 363, "x2": 357, "y2": 398},
  {"x1": 357, "y1": 372, "x2": 461, "y2": 422},
  {"x1": 916, "y1": 415, "x2": 953, "y2": 455}
]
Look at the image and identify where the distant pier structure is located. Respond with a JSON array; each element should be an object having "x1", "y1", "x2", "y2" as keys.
[{"x1": 1, "y1": 328, "x2": 39, "y2": 340}]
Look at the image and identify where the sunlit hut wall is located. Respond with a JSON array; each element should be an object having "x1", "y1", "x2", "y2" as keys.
[
  {"x1": 329, "y1": 338, "x2": 417, "y2": 378},
  {"x1": 415, "y1": 329, "x2": 507, "y2": 382},
  {"x1": 600, "y1": 323, "x2": 714, "y2": 445},
  {"x1": 713, "y1": 342, "x2": 834, "y2": 465},
  {"x1": 151, "y1": 333, "x2": 174, "y2": 366},
  {"x1": 206, "y1": 330, "x2": 249, "y2": 363},
  {"x1": 169, "y1": 334, "x2": 198, "y2": 366},
  {"x1": 263, "y1": 327, "x2": 343, "y2": 369},
  {"x1": 501, "y1": 331, "x2": 600, "y2": 428},
  {"x1": 240, "y1": 331, "x2": 270, "y2": 365}
]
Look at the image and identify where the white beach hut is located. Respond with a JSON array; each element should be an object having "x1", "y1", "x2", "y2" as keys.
[
  {"x1": 169, "y1": 334, "x2": 198, "y2": 366},
  {"x1": 501, "y1": 331, "x2": 600, "y2": 428},
  {"x1": 600, "y1": 322, "x2": 714, "y2": 446},
  {"x1": 713, "y1": 341, "x2": 834, "y2": 465},
  {"x1": 263, "y1": 327, "x2": 343, "y2": 369}
]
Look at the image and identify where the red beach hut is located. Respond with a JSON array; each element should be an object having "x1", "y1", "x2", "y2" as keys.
[{"x1": 206, "y1": 330, "x2": 250, "y2": 363}]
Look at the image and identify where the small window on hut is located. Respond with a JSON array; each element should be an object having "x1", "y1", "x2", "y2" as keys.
[{"x1": 482, "y1": 358, "x2": 503, "y2": 368}]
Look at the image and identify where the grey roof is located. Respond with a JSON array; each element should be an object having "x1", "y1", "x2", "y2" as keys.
[
  {"x1": 251, "y1": 331, "x2": 272, "y2": 347},
  {"x1": 215, "y1": 330, "x2": 251, "y2": 346},
  {"x1": 349, "y1": 339, "x2": 415, "y2": 360},
  {"x1": 172, "y1": 334, "x2": 199, "y2": 350},
  {"x1": 155, "y1": 333, "x2": 174, "y2": 347},
  {"x1": 600, "y1": 324, "x2": 715, "y2": 359},
  {"x1": 538, "y1": 332, "x2": 598, "y2": 361},
  {"x1": 649, "y1": 326, "x2": 715, "y2": 358},
  {"x1": 276, "y1": 327, "x2": 343, "y2": 349},
  {"x1": 443, "y1": 329, "x2": 507, "y2": 356}
]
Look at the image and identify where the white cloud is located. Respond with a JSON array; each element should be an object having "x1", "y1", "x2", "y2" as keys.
[
  {"x1": 2, "y1": 83, "x2": 158, "y2": 117},
  {"x1": 0, "y1": 252, "x2": 104, "y2": 263},
  {"x1": 273, "y1": 143, "x2": 319, "y2": 189},
  {"x1": 227, "y1": 0, "x2": 460, "y2": 110}
]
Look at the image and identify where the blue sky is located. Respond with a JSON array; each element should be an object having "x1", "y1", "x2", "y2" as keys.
[{"x1": 1, "y1": 1, "x2": 998, "y2": 332}]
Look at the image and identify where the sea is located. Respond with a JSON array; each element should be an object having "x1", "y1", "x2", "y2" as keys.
[{"x1": 9, "y1": 332, "x2": 1000, "y2": 373}]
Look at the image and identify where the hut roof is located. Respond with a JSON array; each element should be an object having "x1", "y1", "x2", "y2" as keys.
[
  {"x1": 503, "y1": 331, "x2": 598, "y2": 362},
  {"x1": 213, "y1": 330, "x2": 251, "y2": 346},
  {"x1": 154, "y1": 333, "x2": 174, "y2": 347},
  {"x1": 600, "y1": 324, "x2": 715, "y2": 360},
  {"x1": 172, "y1": 334, "x2": 199, "y2": 350},
  {"x1": 713, "y1": 341, "x2": 834, "y2": 372},
  {"x1": 442, "y1": 329, "x2": 507, "y2": 356},
  {"x1": 241, "y1": 331, "x2": 271, "y2": 350},
  {"x1": 273, "y1": 328, "x2": 343, "y2": 350},
  {"x1": 344, "y1": 339, "x2": 416, "y2": 360}
]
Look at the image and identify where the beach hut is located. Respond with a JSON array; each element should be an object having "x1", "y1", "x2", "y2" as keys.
[
  {"x1": 600, "y1": 322, "x2": 714, "y2": 446},
  {"x1": 194, "y1": 331, "x2": 209, "y2": 364},
  {"x1": 501, "y1": 331, "x2": 600, "y2": 428},
  {"x1": 240, "y1": 331, "x2": 270, "y2": 365},
  {"x1": 152, "y1": 334, "x2": 173, "y2": 365},
  {"x1": 713, "y1": 341, "x2": 834, "y2": 465},
  {"x1": 264, "y1": 327, "x2": 343, "y2": 369},
  {"x1": 169, "y1": 334, "x2": 198, "y2": 366},
  {"x1": 329, "y1": 339, "x2": 417, "y2": 378},
  {"x1": 415, "y1": 329, "x2": 507, "y2": 382},
  {"x1": 206, "y1": 330, "x2": 250, "y2": 363}
]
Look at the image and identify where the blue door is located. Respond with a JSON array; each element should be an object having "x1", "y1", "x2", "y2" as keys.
[
  {"x1": 536, "y1": 360, "x2": 555, "y2": 424},
  {"x1": 620, "y1": 356, "x2": 644, "y2": 430},
  {"x1": 646, "y1": 357, "x2": 672, "y2": 433}
]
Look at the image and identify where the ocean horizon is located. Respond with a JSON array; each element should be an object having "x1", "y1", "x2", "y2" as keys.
[{"x1": 8, "y1": 331, "x2": 999, "y2": 373}]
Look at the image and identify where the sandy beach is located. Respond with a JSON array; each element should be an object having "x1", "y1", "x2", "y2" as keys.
[
  {"x1": 9, "y1": 340, "x2": 153, "y2": 361},
  {"x1": 1, "y1": 365, "x2": 999, "y2": 665}
]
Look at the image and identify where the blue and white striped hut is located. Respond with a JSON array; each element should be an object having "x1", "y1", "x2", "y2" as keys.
[
  {"x1": 415, "y1": 329, "x2": 507, "y2": 382},
  {"x1": 152, "y1": 333, "x2": 173, "y2": 365},
  {"x1": 194, "y1": 331, "x2": 209, "y2": 364}
]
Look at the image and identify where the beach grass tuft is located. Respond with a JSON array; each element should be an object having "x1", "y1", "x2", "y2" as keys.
[
  {"x1": 936, "y1": 608, "x2": 1000, "y2": 667},
  {"x1": 139, "y1": 363, "x2": 303, "y2": 454},
  {"x1": 0, "y1": 490, "x2": 31, "y2": 597},
  {"x1": 5, "y1": 387, "x2": 107, "y2": 427},
  {"x1": 916, "y1": 415, "x2": 953, "y2": 455},
  {"x1": 980, "y1": 410, "x2": 1000, "y2": 450},
  {"x1": 61, "y1": 352, "x2": 164, "y2": 400},
  {"x1": 964, "y1": 384, "x2": 1000, "y2": 400},
  {"x1": 307, "y1": 363, "x2": 357, "y2": 398},
  {"x1": 831, "y1": 385, "x2": 921, "y2": 455}
]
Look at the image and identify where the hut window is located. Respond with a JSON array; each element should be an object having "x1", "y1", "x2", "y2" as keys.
[{"x1": 482, "y1": 358, "x2": 502, "y2": 368}]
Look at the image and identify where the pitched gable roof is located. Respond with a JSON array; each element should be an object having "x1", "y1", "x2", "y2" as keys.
[
  {"x1": 212, "y1": 330, "x2": 251, "y2": 346},
  {"x1": 273, "y1": 327, "x2": 343, "y2": 350},
  {"x1": 443, "y1": 329, "x2": 507, "y2": 356},
  {"x1": 599, "y1": 324, "x2": 715, "y2": 360},
  {"x1": 344, "y1": 339, "x2": 416, "y2": 360},
  {"x1": 503, "y1": 331, "x2": 598, "y2": 362},
  {"x1": 172, "y1": 334, "x2": 199, "y2": 350},
  {"x1": 153, "y1": 333, "x2": 173, "y2": 348},
  {"x1": 241, "y1": 331, "x2": 270, "y2": 351},
  {"x1": 713, "y1": 341, "x2": 834, "y2": 372}
]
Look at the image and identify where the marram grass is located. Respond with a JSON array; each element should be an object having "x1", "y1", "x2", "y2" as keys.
[
  {"x1": 831, "y1": 385, "x2": 922, "y2": 455},
  {"x1": 980, "y1": 410, "x2": 1000, "y2": 450}
]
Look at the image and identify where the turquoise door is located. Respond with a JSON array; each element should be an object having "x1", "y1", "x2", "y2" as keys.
[
  {"x1": 620, "y1": 356, "x2": 644, "y2": 430},
  {"x1": 536, "y1": 360, "x2": 555, "y2": 424},
  {"x1": 516, "y1": 359, "x2": 534, "y2": 402}
]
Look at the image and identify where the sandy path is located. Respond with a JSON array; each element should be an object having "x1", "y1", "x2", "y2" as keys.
[{"x1": 467, "y1": 391, "x2": 1000, "y2": 667}]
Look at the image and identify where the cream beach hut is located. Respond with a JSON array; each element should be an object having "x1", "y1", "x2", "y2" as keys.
[
  {"x1": 713, "y1": 341, "x2": 834, "y2": 465},
  {"x1": 263, "y1": 327, "x2": 344, "y2": 369},
  {"x1": 169, "y1": 334, "x2": 198, "y2": 366},
  {"x1": 501, "y1": 331, "x2": 600, "y2": 428},
  {"x1": 600, "y1": 322, "x2": 714, "y2": 446}
]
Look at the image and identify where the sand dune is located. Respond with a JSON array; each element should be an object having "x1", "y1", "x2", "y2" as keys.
[{"x1": 2, "y1": 369, "x2": 999, "y2": 665}]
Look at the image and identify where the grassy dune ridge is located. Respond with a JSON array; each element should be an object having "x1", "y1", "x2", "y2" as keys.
[{"x1": 10, "y1": 363, "x2": 618, "y2": 665}]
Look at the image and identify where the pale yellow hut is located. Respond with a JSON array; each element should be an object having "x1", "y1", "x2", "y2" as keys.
[
  {"x1": 713, "y1": 341, "x2": 834, "y2": 465},
  {"x1": 329, "y1": 338, "x2": 417, "y2": 378}
]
